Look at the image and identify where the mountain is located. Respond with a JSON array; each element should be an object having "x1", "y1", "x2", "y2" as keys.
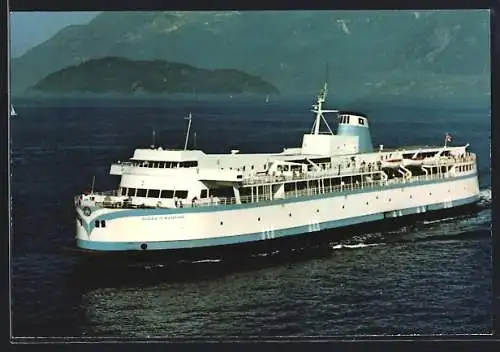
[
  {"x1": 11, "y1": 10, "x2": 490, "y2": 101},
  {"x1": 29, "y1": 57, "x2": 279, "y2": 95},
  {"x1": 10, "y1": 12, "x2": 99, "y2": 57}
]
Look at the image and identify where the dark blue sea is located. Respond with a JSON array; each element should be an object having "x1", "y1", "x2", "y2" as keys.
[{"x1": 10, "y1": 94, "x2": 492, "y2": 339}]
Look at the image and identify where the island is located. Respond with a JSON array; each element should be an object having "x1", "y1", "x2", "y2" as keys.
[{"x1": 29, "y1": 57, "x2": 280, "y2": 95}]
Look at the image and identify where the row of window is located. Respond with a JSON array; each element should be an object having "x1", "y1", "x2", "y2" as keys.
[
  {"x1": 119, "y1": 187, "x2": 237, "y2": 200},
  {"x1": 458, "y1": 164, "x2": 473, "y2": 172},
  {"x1": 339, "y1": 115, "x2": 365, "y2": 126},
  {"x1": 127, "y1": 160, "x2": 198, "y2": 169},
  {"x1": 340, "y1": 116, "x2": 351, "y2": 124},
  {"x1": 222, "y1": 158, "x2": 332, "y2": 173},
  {"x1": 121, "y1": 187, "x2": 189, "y2": 199}
]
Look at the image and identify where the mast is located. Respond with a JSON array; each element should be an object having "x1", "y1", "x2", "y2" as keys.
[
  {"x1": 151, "y1": 130, "x2": 156, "y2": 148},
  {"x1": 184, "y1": 112, "x2": 192, "y2": 150},
  {"x1": 310, "y1": 79, "x2": 338, "y2": 135},
  {"x1": 312, "y1": 81, "x2": 328, "y2": 134}
]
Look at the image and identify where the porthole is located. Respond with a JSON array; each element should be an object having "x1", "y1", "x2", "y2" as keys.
[
  {"x1": 220, "y1": 221, "x2": 223, "y2": 226},
  {"x1": 429, "y1": 193, "x2": 432, "y2": 196},
  {"x1": 376, "y1": 196, "x2": 379, "y2": 199},
  {"x1": 366, "y1": 202, "x2": 369, "y2": 205},
  {"x1": 316, "y1": 209, "x2": 319, "y2": 213},
  {"x1": 289, "y1": 213, "x2": 292, "y2": 217},
  {"x1": 388, "y1": 198, "x2": 391, "y2": 202},
  {"x1": 101, "y1": 220, "x2": 106, "y2": 228},
  {"x1": 409, "y1": 195, "x2": 412, "y2": 199},
  {"x1": 342, "y1": 205, "x2": 345, "y2": 209},
  {"x1": 258, "y1": 217, "x2": 261, "y2": 221},
  {"x1": 95, "y1": 220, "x2": 100, "y2": 228}
]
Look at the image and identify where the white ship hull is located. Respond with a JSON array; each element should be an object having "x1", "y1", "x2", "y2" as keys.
[{"x1": 76, "y1": 172, "x2": 479, "y2": 252}]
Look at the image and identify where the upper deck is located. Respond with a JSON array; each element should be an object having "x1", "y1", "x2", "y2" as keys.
[
  {"x1": 77, "y1": 81, "x2": 477, "y2": 213},
  {"x1": 77, "y1": 152, "x2": 477, "y2": 211}
]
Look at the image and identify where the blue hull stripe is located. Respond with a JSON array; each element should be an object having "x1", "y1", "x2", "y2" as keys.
[
  {"x1": 77, "y1": 194, "x2": 479, "y2": 252},
  {"x1": 80, "y1": 173, "x2": 478, "y2": 234}
]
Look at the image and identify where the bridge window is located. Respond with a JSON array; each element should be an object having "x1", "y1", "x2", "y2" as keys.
[
  {"x1": 175, "y1": 190, "x2": 188, "y2": 199},
  {"x1": 148, "y1": 189, "x2": 160, "y2": 198},
  {"x1": 201, "y1": 189, "x2": 208, "y2": 198},
  {"x1": 121, "y1": 187, "x2": 127, "y2": 196},
  {"x1": 101, "y1": 220, "x2": 106, "y2": 228},
  {"x1": 95, "y1": 220, "x2": 100, "y2": 228},
  {"x1": 358, "y1": 118, "x2": 364, "y2": 125},
  {"x1": 160, "y1": 190, "x2": 174, "y2": 198},
  {"x1": 127, "y1": 188, "x2": 136, "y2": 197},
  {"x1": 136, "y1": 188, "x2": 147, "y2": 197},
  {"x1": 180, "y1": 161, "x2": 198, "y2": 168}
]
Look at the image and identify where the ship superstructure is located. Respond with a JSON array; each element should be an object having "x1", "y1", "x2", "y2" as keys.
[{"x1": 74, "y1": 83, "x2": 480, "y2": 252}]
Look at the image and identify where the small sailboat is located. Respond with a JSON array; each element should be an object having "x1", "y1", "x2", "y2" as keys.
[{"x1": 10, "y1": 105, "x2": 17, "y2": 117}]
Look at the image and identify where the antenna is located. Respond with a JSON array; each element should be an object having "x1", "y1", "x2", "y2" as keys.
[
  {"x1": 325, "y1": 62, "x2": 329, "y2": 86},
  {"x1": 151, "y1": 130, "x2": 156, "y2": 148},
  {"x1": 184, "y1": 112, "x2": 192, "y2": 151},
  {"x1": 321, "y1": 61, "x2": 329, "y2": 103},
  {"x1": 193, "y1": 131, "x2": 198, "y2": 149},
  {"x1": 310, "y1": 63, "x2": 337, "y2": 135},
  {"x1": 90, "y1": 175, "x2": 95, "y2": 194}
]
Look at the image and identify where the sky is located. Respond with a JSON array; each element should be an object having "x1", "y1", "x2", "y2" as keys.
[{"x1": 9, "y1": 12, "x2": 100, "y2": 57}]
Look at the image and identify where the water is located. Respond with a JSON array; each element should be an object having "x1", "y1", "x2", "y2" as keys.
[{"x1": 10, "y1": 95, "x2": 492, "y2": 339}]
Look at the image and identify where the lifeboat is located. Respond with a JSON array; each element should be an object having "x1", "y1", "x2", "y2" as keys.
[{"x1": 381, "y1": 158, "x2": 402, "y2": 168}]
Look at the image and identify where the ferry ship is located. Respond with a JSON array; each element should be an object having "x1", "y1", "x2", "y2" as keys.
[{"x1": 74, "y1": 83, "x2": 480, "y2": 254}]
